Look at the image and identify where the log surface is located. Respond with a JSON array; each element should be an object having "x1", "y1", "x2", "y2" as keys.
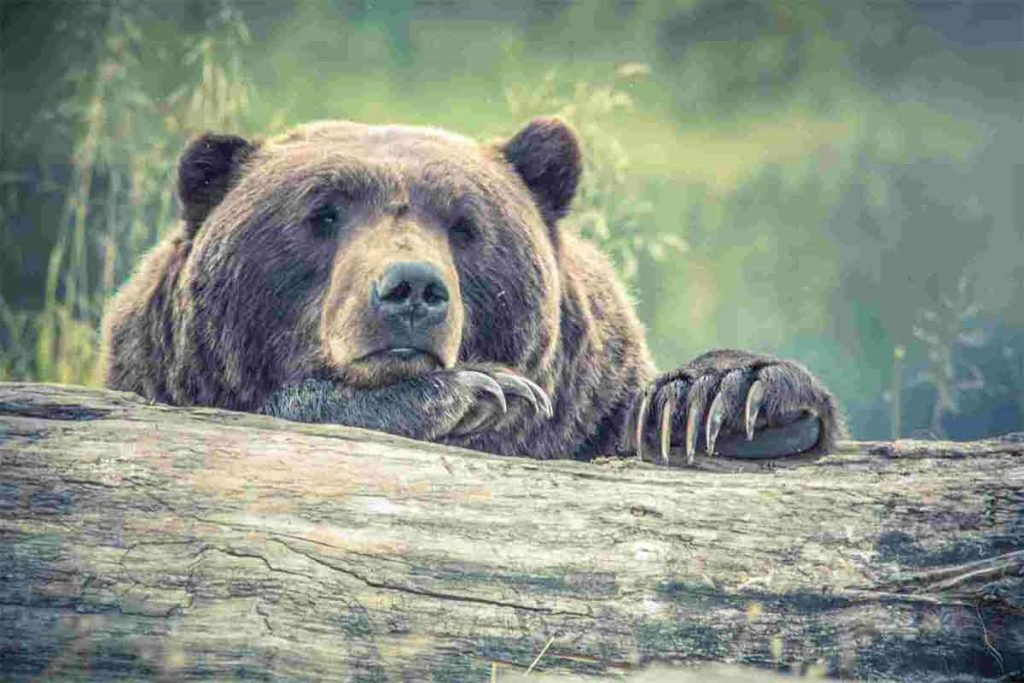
[{"x1": 1, "y1": 382, "x2": 1022, "y2": 681}]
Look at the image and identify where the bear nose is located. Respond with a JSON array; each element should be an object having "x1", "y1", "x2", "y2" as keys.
[{"x1": 374, "y1": 261, "x2": 450, "y2": 329}]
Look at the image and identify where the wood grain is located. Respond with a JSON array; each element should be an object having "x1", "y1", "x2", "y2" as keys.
[{"x1": 1, "y1": 382, "x2": 1021, "y2": 681}]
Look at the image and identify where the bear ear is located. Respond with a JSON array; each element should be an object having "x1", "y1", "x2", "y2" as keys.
[
  {"x1": 500, "y1": 117, "x2": 581, "y2": 225},
  {"x1": 178, "y1": 133, "x2": 255, "y2": 237}
]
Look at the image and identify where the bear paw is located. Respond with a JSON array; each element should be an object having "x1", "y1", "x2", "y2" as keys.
[
  {"x1": 628, "y1": 350, "x2": 841, "y2": 464},
  {"x1": 262, "y1": 369, "x2": 552, "y2": 443},
  {"x1": 446, "y1": 370, "x2": 553, "y2": 437}
]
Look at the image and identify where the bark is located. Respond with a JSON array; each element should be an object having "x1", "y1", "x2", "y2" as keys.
[{"x1": 1, "y1": 382, "x2": 1021, "y2": 681}]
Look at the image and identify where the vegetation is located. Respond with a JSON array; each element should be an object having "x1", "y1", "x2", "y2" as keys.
[
  {"x1": 506, "y1": 66, "x2": 687, "y2": 283},
  {"x1": 1, "y1": 0, "x2": 1021, "y2": 441}
]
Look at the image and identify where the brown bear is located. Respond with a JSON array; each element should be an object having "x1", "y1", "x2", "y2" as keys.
[{"x1": 101, "y1": 118, "x2": 843, "y2": 462}]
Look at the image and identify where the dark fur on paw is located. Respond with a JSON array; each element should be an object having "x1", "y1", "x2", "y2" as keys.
[
  {"x1": 261, "y1": 368, "x2": 552, "y2": 442},
  {"x1": 625, "y1": 349, "x2": 844, "y2": 463}
]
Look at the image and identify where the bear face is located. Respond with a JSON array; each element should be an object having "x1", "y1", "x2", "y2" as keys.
[
  {"x1": 104, "y1": 116, "x2": 842, "y2": 462},
  {"x1": 107, "y1": 119, "x2": 577, "y2": 414}
]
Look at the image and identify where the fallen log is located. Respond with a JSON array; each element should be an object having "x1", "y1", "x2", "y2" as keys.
[{"x1": 0, "y1": 382, "x2": 1021, "y2": 681}]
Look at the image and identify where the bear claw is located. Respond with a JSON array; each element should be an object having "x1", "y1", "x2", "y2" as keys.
[
  {"x1": 705, "y1": 392, "x2": 726, "y2": 457},
  {"x1": 684, "y1": 399, "x2": 701, "y2": 463},
  {"x1": 744, "y1": 379, "x2": 765, "y2": 442},
  {"x1": 494, "y1": 372, "x2": 553, "y2": 419},
  {"x1": 449, "y1": 369, "x2": 554, "y2": 437},
  {"x1": 634, "y1": 390, "x2": 652, "y2": 462},
  {"x1": 658, "y1": 394, "x2": 675, "y2": 464},
  {"x1": 455, "y1": 371, "x2": 507, "y2": 415}
]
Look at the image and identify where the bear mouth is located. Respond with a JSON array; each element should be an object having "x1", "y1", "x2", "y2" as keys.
[
  {"x1": 346, "y1": 346, "x2": 445, "y2": 381},
  {"x1": 360, "y1": 347, "x2": 443, "y2": 366},
  {"x1": 336, "y1": 346, "x2": 448, "y2": 388}
]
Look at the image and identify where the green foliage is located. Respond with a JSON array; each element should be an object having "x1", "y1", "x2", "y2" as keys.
[
  {"x1": 12, "y1": 1, "x2": 252, "y2": 385},
  {"x1": 0, "y1": 294, "x2": 33, "y2": 381},
  {"x1": 912, "y1": 276, "x2": 985, "y2": 437},
  {"x1": 505, "y1": 67, "x2": 686, "y2": 283}
]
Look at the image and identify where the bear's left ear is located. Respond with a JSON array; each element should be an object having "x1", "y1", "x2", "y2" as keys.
[
  {"x1": 500, "y1": 117, "x2": 581, "y2": 225},
  {"x1": 178, "y1": 133, "x2": 256, "y2": 237}
]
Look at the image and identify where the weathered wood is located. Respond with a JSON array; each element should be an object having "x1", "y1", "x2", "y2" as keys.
[{"x1": 1, "y1": 382, "x2": 1021, "y2": 681}]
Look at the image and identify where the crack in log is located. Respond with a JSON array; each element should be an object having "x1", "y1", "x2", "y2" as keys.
[
  {"x1": 114, "y1": 496, "x2": 594, "y2": 620},
  {"x1": 125, "y1": 477, "x2": 597, "y2": 617},
  {"x1": 0, "y1": 402, "x2": 110, "y2": 421},
  {"x1": 196, "y1": 545, "x2": 314, "y2": 581},
  {"x1": 57, "y1": 477, "x2": 121, "y2": 490},
  {"x1": 271, "y1": 538, "x2": 594, "y2": 619},
  {"x1": 129, "y1": 481, "x2": 425, "y2": 571},
  {"x1": 254, "y1": 603, "x2": 275, "y2": 636},
  {"x1": 878, "y1": 549, "x2": 1024, "y2": 593},
  {"x1": 0, "y1": 599, "x2": 184, "y2": 620}
]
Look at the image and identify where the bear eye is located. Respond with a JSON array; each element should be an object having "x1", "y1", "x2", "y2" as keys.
[
  {"x1": 450, "y1": 217, "x2": 476, "y2": 245},
  {"x1": 309, "y1": 204, "x2": 342, "y2": 239}
]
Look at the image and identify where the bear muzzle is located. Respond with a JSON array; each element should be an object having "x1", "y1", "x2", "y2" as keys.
[
  {"x1": 356, "y1": 260, "x2": 453, "y2": 368},
  {"x1": 320, "y1": 218, "x2": 465, "y2": 387}
]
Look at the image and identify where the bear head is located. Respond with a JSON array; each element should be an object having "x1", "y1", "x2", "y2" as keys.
[{"x1": 172, "y1": 118, "x2": 581, "y2": 407}]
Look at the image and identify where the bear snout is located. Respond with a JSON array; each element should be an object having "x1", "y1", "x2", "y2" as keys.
[
  {"x1": 360, "y1": 260, "x2": 458, "y2": 371},
  {"x1": 372, "y1": 261, "x2": 451, "y2": 333}
]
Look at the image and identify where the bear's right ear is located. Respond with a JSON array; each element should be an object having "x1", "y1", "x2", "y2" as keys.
[{"x1": 178, "y1": 133, "x2": 255, "y2": 237}]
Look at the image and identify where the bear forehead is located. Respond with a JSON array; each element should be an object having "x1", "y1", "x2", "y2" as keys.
[
  {"x1": 252, "y1": 120, "x2": 516, "y2": 201},
  {"x1": 268, "y1": 120, "x2": 480, "y2": 159}
]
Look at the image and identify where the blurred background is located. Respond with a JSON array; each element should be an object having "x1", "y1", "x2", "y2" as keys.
[{"x1": 0, "y1": 0, "x2": 1021, "y2": 442}]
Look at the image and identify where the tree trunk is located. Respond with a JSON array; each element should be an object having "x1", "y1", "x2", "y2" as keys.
[{"x1": 1, "y1": 382, "x2": 1021, "y2": 681}]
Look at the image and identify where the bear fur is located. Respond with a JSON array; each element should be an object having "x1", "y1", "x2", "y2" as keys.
[{"x1": 102, "y1": 118, "x2": 843, "y2": 461}]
